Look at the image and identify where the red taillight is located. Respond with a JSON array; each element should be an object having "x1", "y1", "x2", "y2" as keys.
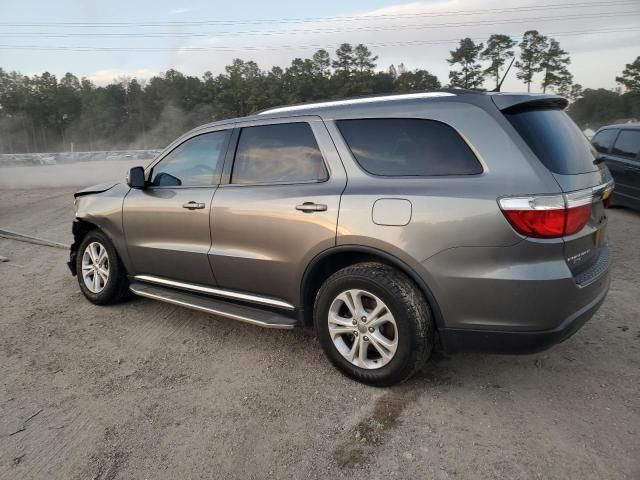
[
  {"x1": 565, "y1": 204, "x2": 592, "y2": 235},
  {"x1": 501, "y1": 208, "x2": 567, "y2": 238},
  {"x1": 499, "y1": 190, "x2": 592, "y2": 238}
]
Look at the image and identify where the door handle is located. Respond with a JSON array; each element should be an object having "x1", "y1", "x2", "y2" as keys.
[
  {"x1": 296, "y1": 202, "x2": 327, "y2": 213},
  {"x1": 182, "y1": 201, "x2": 206, "y2": 210}
]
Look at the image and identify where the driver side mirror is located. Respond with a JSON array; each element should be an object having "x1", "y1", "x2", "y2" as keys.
[{"x1": 127, "y1": 166, "x2": 146, "y2": 189}]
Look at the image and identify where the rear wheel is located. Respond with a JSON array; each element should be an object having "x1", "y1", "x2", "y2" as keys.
[
  {"x1": 314, "y1": 262, "x2": 433, "y2": 386},
  {"x1": 76, "y1": 230, "x2": 129, "y2": 305}
]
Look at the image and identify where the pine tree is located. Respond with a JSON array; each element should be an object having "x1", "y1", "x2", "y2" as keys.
[
  {"x1": 447, "y1": 38, "x2": 485, "y2": 89},
  {"x1": 332, "y1": 44, "x2": 355, "y2": 75},
  {"x1": 515, "y1": 30, "x2": 548, "y2": 92},
  {"x1": 311, "y1": 49, "x2": 331, "y2": 77},
  {"x1": 540, "y1": 39, "x2": 572, "y2": 93},
  {"x1": 481, "y1": 34, "x2": 516, "y2": 89},
  {"x1": 353, "y1": 44, "x2": 378, "y2": 73},
  {"x1": 616, "y1": 56, "x2": 640, "y2": 92}
]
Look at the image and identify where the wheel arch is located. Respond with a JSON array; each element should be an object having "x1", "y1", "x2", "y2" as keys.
[
  {"x1": 69, "y1": 219, "x2": 101, "y2": 276},
  {"x1": 69, "y1": 219, "x2": 127, "y2": 276},
  {"x1": 299, "y1": 245, "x2": 444, "y2": 330}
]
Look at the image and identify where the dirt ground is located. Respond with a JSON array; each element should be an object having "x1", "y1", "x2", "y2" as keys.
[{"x1": 0, "y1": 186, "x2": 638, "y2": 480}]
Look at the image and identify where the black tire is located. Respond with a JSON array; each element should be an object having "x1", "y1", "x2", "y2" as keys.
[
  {"x1": 75, "y1": 229, "x2": 130, "y2": 305},
  {"x1": 314, "y1": 262, "x2": 434, "y2": 387}
]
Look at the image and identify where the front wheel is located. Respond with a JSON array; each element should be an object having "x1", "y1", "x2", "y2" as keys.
[
  {"x1": 314, "y1": 262, "x2": 434, "y2": 386},
  {"x1": 76, "y1": 230, "x2": 129, "y2": 305}
]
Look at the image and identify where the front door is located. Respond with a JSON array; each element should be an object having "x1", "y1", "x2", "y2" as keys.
[
  {"x1": 609, "y1": 129, "x2": 640, "y2": 202},
  {"x1": 123, "y1": 129, "x2": 232, "y2": 285},
  {"x1": 209, "y1": 118, "x2": 346, "y2": 305}
]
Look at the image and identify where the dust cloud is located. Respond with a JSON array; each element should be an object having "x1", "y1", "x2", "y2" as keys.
[{"x1": 0, "y1": 159, "x2": 138, "y2": 189}]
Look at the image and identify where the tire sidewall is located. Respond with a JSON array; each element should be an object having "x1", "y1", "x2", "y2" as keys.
[{"x1": 315, "y1": 272, "x2": 423, "y2": 384}]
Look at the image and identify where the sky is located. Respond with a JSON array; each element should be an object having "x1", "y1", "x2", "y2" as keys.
[{"x1": 1, "y1": 0, "x2": 639, "y2": 92}]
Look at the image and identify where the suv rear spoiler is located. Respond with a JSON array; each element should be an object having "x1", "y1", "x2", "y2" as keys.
[{"x1": 491, "y1": 93, "x2": 568, "y2": 112}]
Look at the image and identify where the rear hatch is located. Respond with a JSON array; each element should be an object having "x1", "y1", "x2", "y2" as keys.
[{"x1": 499, "y1": 98, "x2": 613, "y2": 282}]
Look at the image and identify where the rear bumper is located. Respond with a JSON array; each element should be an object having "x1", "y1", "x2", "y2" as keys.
[
  {"x1": 421, "y1": 237, "x2": 611, "y2": 354},
  {"x1": 439, "y1": 270, "x2": 610, "y2": 354}
]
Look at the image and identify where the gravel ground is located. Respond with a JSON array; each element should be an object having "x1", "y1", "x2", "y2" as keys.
[{"x1": 0, "y1": 187, "x2": 638, "y2": 480}]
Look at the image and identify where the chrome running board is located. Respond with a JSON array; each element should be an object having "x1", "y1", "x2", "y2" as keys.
[
  {"x1": 129, "y1": 281, "x2": 296, "y2": 330},
  {"x1": 133, "y1": 274, "x2": 295, "y2": 311}
]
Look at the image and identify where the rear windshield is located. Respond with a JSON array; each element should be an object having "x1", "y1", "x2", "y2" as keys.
[{"x1": 504, "y1": 108, "x2": 597, "y2": 175}]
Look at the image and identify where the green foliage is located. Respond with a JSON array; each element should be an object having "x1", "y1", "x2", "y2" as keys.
[
  {"x1": 447, "y1": 38, "x2": 485, "y2": 89},
  {"x1": 515, "y1": 30, "x2": 548, "y2": 92},
  {"x1": 559, "y1": 83, "x2": 583, "y2": 102},
  {"x1": 395, "y1": 70, "x2": 441, "y2": 92},
  {"x1": 0, "y1": 35, "x2": 633, "y2": 153},
  {"x1": 540, "y1": 39, "x2": 572, "y2": 93},
  {"x1": 481, "y1": 34, "x2": 516, "y2": 89},
  {"x1": 353, "y1": 44, "x2": 378, "y2": 73},
  {"x1": 312, "y1": 49, "x2": 331, "y2": 77},
  {"x1": 568, "y1": 88, "x2": 640, "y2": 129},
  {"x1": 616, "y1": 56, "x2": 640, "y2": 92},
  {"x1": 0, "y1": 44, "x2": 440, "y2": 153},
  {"x1": 332, "y1": 43, "x2": 355, "y2": 74}
]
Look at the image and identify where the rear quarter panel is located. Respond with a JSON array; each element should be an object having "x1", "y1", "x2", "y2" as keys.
[{"x1": 325, "y1": 101, "x2": 560, "y2": 265}]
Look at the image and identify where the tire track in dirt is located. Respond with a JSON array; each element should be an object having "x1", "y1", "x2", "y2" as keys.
[{"x1": 1, "y1": 409, "x2": 94, "y2": 480}]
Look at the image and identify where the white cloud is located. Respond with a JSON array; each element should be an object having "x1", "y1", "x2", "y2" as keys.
[
  {"x1": 169, "y1": 8, "x2": 192, "y2": 15},
  {"x1": 170, "y1": 0, "x2": 640, "y2": 90},
  {"x1": 87, "y1": 68, "x2": 157, "y2": 86}
]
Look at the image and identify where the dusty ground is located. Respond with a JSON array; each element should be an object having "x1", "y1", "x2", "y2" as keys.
[{"x1": 0, "y1": 186, "x2": 638, "y2": 480}]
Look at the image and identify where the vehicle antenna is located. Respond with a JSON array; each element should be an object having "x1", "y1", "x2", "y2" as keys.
[{"x1": 493, "y1": 57, "x2": 516, "y2": 92}]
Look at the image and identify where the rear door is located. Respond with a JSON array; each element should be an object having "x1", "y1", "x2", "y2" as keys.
[
  {"x1": 209, "y1": 117, "x2": 346, "y2": 306},
  {"x1": 592, "y1": 128, "x2": 630, "y2": 195},
  {"x1": 609, "y1": 129, "x2": 640, "y2": 203},
  {"x1": 123, "y1": 128, "x2": 232, "y2": 285}
]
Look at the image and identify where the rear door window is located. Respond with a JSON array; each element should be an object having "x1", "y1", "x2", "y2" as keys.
[
  {"x1": 591, "y1": 129, "x2": 618, "y2": 154},
  {"x1": 611, "y1": 130, "x2": 640, "y2": 160},
  {"x1": 504, "y1": 108, "x2": 597, "y2": 175},
  {"x1": 231, "y1": 123, "x2": 328, "y2": 184},
  {"x1": 336, "y1": 118, "x2": 482, "y2": 176}
]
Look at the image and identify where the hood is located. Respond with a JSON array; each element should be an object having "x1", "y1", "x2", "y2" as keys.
[{"x1": 73, "y1": 182, "x2": 119, "y2": 198}]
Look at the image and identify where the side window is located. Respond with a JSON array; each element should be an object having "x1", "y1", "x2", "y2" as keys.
[
  {"x1": 592, "y1": 129, "x2": 618, "y2": 154},
  {"x1": 231, "y1": 123, "x2": 328, "y2": 185},
  {"x1": 611, "y1": 130, "x2": 640, "y2": 160},
  {"x1": 336, "y1": 118, "x2": 482, "y2": 176},
  {"x1": 151, "y1": 131, "x2": 230, "y2": 187}
]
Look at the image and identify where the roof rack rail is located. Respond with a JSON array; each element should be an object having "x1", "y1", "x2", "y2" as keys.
[{"x1": 258, "y1": 91, "x2": 456, "y2": 115}]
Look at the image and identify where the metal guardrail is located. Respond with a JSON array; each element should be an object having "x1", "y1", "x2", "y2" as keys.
[
  {"x1": 0, "y1": 228, "x2": 69, "y2": 249},
  {"x1": 0, "y1": 150, "x2": 161, "y2": 167}
]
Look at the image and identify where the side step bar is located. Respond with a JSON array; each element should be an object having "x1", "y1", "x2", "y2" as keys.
[
  {"x1": 133, "y1": 274, "x2": 295, "y2": 310},
  {"x1": 129, "y1": 281, "x2": 296, "y2": 330}
]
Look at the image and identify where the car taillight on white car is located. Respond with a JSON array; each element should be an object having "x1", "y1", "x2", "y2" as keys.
[{"x1": 498, "y1": 188, "x2": 597, "y2": 239}]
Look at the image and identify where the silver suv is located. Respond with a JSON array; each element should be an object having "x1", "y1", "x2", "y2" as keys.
[{"x1": 69, "y1": 91, "x2": 613, "y2": 386}]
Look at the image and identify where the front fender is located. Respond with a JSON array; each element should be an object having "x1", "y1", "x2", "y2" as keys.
[{"x1": 70, "y1": 183, "x2": 132, "y2": 274}]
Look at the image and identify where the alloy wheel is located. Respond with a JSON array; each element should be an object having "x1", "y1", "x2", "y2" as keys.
[
  {"x1": 81, "y1": 241, "x2": 110, "y2": 293},
  {"x1": 328, "y1": 289, "x2": 398, "y2": 369}
]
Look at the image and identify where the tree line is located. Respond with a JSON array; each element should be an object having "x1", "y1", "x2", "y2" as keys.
[
  {"x1": 447, "y1": 31, "x2": 573, "y2": 94},
  {"x1": 1, "y1": 35, "x2": 639, "y2": 154}
]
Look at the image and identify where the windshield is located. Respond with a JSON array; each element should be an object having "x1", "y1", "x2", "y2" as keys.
[{"x1": 504, "y1": 108, "x2": 597, "y2": 175}]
